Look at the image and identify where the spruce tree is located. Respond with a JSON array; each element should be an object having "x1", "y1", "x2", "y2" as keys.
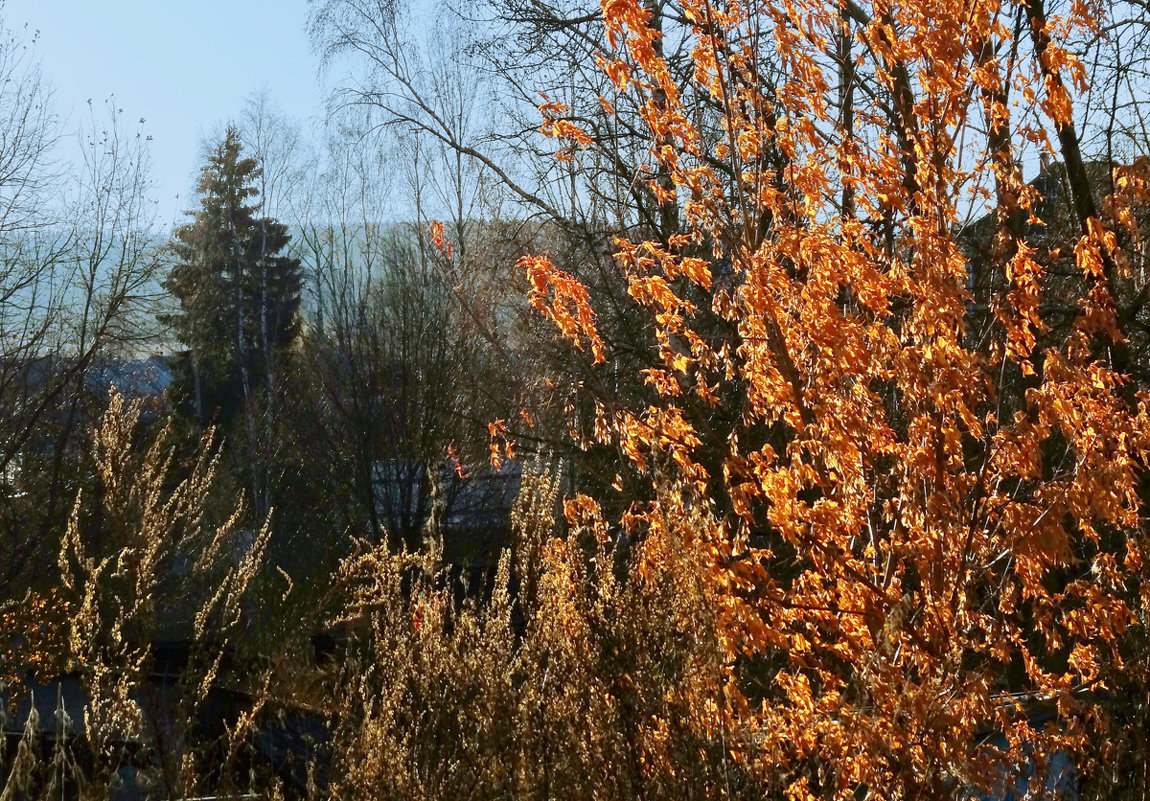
[{"x1": 162, "y1": 127, "x2": 301, "y2": 423}]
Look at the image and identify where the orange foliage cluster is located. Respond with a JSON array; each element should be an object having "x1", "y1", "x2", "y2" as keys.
[{"x1": 529, "y1": 0, "x2": 1150, "y2": 795}]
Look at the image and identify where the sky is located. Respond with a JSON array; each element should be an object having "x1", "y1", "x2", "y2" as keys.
[{"x1": 2, "y1": 0, "x2": 327, "y2": 225}]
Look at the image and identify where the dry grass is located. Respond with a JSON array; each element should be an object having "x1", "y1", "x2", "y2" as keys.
[{"x1": 3, "y1": 396, "x2": 761, "y2": 801}]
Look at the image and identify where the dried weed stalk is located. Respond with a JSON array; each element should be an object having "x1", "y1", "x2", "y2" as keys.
[
  {"x1": 325, "y1": 463, "x2": 755, "y2": 801},
  {"x1": 4, "y1": 391, "x2": 270, "y2": 801}
]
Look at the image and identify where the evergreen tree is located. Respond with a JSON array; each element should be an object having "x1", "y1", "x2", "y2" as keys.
[{"x1": 162, "y1": 127, "x2": 301, "y2": 423}]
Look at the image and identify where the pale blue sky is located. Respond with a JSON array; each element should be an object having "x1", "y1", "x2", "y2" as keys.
[{"x1": 2, "y1": 0, "x2": 326, "y2": 223}]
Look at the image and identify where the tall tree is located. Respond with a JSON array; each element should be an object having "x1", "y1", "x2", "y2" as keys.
[{"x1": 162, "y1": 127, "x2": 301, "y2": 425}]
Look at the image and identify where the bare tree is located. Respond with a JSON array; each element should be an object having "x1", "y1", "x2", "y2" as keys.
[
  {"x1": 294, "y1": 127, "x2": 470, "y2": 546},
  {"x1": 238, "y1": 88, "x2": 310, "y2": 223},
  {"x1": 0, "y1": 88, "x2": 163, "y2": 591}
]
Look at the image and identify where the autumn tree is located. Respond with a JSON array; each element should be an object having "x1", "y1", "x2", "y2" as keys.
[{"x1": 519, "y1": 0, "x2": 1150, "y2": 795}]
